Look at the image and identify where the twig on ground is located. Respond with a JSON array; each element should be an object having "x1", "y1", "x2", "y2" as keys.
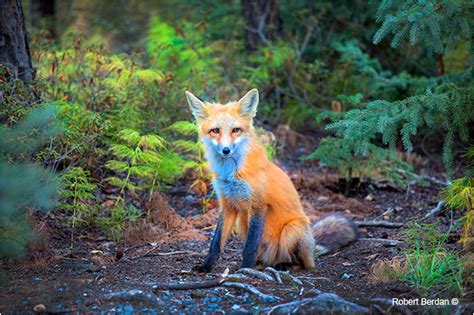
[
  {"x1": 222, "y1": 282, "x2": 280, "y2": 302},
  {"x1": 424, "y1": 201, "x2": 445, "y2": 218},
  {"x1": 238, "y1": 268, "x2": 275, "y2": 281},
  {"x1": 265, "y1": 267, "x2": 283, "y2": 284},
  {"x1": 153, "y1": 268, "x2": 229, "y2": 290},
  {"x1": 355, "y1": 220, "x2": 404, "y2": 228},
  {"x1": 358, "y1": 237, "x2": 403, "y2": 245},
  {"x1": 132, "y1": 249, "x2": 203, "y2": 260}
]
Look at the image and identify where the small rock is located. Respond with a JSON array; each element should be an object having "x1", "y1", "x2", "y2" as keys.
[
  {"x1": 184, "y1": 195, "x2": 196, "y2": 202},
  {"x1": 342, "y1": 273, "x2": 353, "y2": 279},
  {"x1": 190, "y1": 291, "x2": 206, "y2": 298},
  {"x1": 365, "y1": 193, "x2": 376, "y2": 201},
  {"x1": 265, "y1": 293, "x2": 368, "y2": 314},
  {"x1": 33, "y1": 304, "x2": 46, "y2": 312}
]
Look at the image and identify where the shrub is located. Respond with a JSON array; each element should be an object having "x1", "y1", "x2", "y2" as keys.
[
  {"x1": 305, "y1": 137, "x2": 414, "y2": 189},
  {"x1": 0, "y1": 106, "x2": 59, "y2": 258}
]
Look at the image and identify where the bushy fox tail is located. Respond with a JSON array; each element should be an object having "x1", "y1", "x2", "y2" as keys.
[{"x1": 312, "y1": 213, "x2": 359, "y2": 256}]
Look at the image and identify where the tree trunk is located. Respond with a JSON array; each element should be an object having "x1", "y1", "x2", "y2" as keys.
[
  {"x1": 0, "y1": 0, "x2": 35, "y2": 83},
  {"x1": 30, "y1": 0, "x2": 56, "y2": 38},
  {"x1": 242, "y1": 0, "x2": 282, "y2": 51}
]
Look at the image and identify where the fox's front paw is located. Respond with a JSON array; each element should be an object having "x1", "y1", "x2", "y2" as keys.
[{"x1": 192, "y1": 264, "x2": 212, "y2": 273}]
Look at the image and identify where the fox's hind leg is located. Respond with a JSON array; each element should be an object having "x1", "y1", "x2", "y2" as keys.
[{"x1": 267, "y1": 219, "x2": 315, "y2": 269}]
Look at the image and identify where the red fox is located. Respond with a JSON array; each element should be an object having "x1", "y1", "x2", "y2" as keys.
[{"x1": 186, "y1": 89, "x2": 358, "y2": 272}]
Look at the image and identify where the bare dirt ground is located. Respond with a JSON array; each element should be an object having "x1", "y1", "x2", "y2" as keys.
[{"x1": 1, "y1": 130, "x2": 472, "y2": 314}]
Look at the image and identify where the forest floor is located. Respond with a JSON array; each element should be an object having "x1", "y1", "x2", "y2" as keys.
[{"x1": 1, "y1": 127, "x2": 472, "y2": 314}]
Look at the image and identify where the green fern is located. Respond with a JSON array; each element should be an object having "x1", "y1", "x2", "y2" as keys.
[
  {"x1": 60, "y1": 167, "x2": 97, "y2": 228},
  {"x1": 106, "y1": 129, "x2": 188, "y2": 205}
]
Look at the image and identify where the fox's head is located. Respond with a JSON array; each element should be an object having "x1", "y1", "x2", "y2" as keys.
[{"x1": 185, "y1": 89, "x2": 259, "y2": 159}]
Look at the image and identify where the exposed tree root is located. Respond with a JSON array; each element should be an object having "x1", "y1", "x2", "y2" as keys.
[
  {"x1": 279, "y1": 271, "x2": 303, "y2": 286},
  {"x1": 222, "y1": 282, "x2": 280, "y2": 302},
  {"x1": 238, "y1": 268, "x2": 275, "y2": 281},
  {"x1": 265, "y1": 267, "x2": 283, "y2": 284}
]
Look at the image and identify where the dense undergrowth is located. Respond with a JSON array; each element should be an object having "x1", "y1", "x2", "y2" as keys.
[{"x1": 1, "y1": 0, "x2": 472, "y2": 299}]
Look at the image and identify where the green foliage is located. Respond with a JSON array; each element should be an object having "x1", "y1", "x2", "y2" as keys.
[
  {"x1": 373, "y1": 0, "x2": 472, "y2": 54},
  {"x1": 147, "y1": 16, "x2": 220, "y2": 83},
  {"x1": 106, "y1": 129, "x2": 188, "y2": 203},
  {"x1": 0, "y1": 65, "x2": 43, "y2": 126},
  {"x1": 305, "y1": 137, "x2": 414, "y2": 187},
  {"x1": 55, "y1": 101, "x2": 109, "y2": 166},
  {"x1": 321, "y1": 2, "x2": 473, "y2": 182},
  {"x1": 167, "y1": 121, "x2": 212, "y2": 207},
  {"x1": 442, "y1": 147, "x2": 474, "y2": 249},
  {"x1": 328, "y1": 79, "x2": 474, "y2": 175},
  {"x1": 0, "y1": 105, "x2": 59, "y2": 258},
  {"x1": 95, "y1": 204, "x2": 142, "y2": 241},
  {"x1": 396, "y1": 223, "x2": 465, "y2": 296},
  {"x1": 60, "y1": 167, "x2": 98, "y2": 228}
]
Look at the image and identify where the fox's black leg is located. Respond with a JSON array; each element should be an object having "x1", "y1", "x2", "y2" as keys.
[
  {"x1": 193, "y1": 214, "x2": 223, "y2": 273},
  {"x1": 242, "y1": 213, "x2": 264, "y2": 268}
]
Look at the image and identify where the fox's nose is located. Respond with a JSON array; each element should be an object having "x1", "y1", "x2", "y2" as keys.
[{"x1": 222, "y1": 147, "x2": 231, "y2": 155}]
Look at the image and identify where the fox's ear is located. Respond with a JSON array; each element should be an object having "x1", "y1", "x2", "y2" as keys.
[
  {"x1": 238, "y1": 88, "x2": 259, "y2": 118},
  {"x1": 185, "y1": 91, "x2": 207, "y2": 119}
]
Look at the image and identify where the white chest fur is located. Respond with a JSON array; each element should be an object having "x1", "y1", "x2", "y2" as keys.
[{"x1": 203, "y1": 137, "x2": 253, "y2": 200}]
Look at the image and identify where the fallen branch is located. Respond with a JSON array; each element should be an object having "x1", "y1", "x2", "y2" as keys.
[
  {"x1": 222, "y1": 282, "x2": 280, "y2": 302},
  {"x1": 358, "y1": 237, "x2": 403, "y2": 245},
  {"x1": 355, "y1": 220, "x2": 403, "y2": 228},
  {"x1": 153, "y1": 268, "x2": 229, "y2": 290},
  {"x1": 133, "y1": 249, "x2": 203, "y2": 260}
]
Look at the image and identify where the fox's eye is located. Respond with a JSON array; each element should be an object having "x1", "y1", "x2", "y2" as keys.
[
  {"x1": 209, "y1": 128, "x2": 220, "y2": 135},
  {"x1": 232, "y1": 127, "x2": 242, "y2": 133}
]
